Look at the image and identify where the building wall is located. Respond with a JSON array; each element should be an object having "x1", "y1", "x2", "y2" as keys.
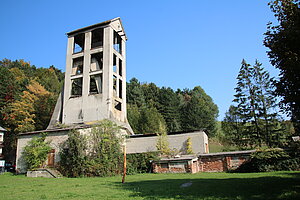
[{"x1": 126, "y1": 131, "x2": 208, "y2": 154}]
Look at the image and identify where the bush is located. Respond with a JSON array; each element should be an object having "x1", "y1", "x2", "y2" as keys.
[
  {"x1": 22, "y1": 134, "x2": 51, "y2": 170},
  {"x1": 126, "y1": 152, "x2": 159, "y2": 174},
  {"x1": 235, "y1": 148, "x2": 300, "y2": 172},
  {"x1": 58, "y1": 120, "x2": 124, "y2": 177}
]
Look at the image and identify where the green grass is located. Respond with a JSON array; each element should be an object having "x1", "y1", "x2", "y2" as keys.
[{"x1": 1, "y1": 171, "x2": 300, "y2": 200}]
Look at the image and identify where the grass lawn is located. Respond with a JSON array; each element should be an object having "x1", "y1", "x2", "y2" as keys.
[{"x1": 0, "y1": 171, "x2": 300, "y2": 200}]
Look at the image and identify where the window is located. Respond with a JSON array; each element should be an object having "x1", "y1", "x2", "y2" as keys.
[
  {"x1": 74, "y1": 33, "x2": 85, "y2": 53},
  {"x1": 72, "y1": 57, "x2": 84, "y2": 75},
  {"x1": 113, "y1": 75, "x2": 117, "y2": 96},
  {"x1": 114, "y1": 100, "x2": 121, "y2": 111},
  {"x1": 71, "y1": 78, "x2": 83, "y2": 97},
  {"x1": 119, "y1": 79, "x2": 122, "y2": 99},
  {"x1": 90, "y1": 53, "x2": 103, "y2": 71},
  {"x1": 89, "y1": 74, "x2": 102, "y2": 94},
  {"x1": 119, "y1": 58, "x2": 122, "y2": 76},
  {"x1": 113, "y1": 31, "x2": 122, "y2": 54},
  {"x1": 113, "y1": 54, "x2": 117, "y2": 73},
  {"x1": 91, "y1": 28, "x2": 103, "y2": 49}
]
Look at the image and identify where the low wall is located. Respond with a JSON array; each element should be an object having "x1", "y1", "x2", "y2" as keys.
[
  {"x1": 198, "y1": 150, "x2": 255, "y2": 172},
  {"x1": 127, "y1": 130, "x2": 208, "y2": 154}
]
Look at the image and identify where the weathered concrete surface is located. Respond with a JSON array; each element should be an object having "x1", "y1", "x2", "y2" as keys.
[
  {"x1": 126, "y1": 130, "x2": 209, "y2": 154},
  {"x1": 27, "y1": 168, "x2": 62, "y2": 178}
]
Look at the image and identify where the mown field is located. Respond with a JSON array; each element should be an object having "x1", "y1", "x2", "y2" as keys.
[{"x1": 0, "y1": 171, "x2": 299, "y2": 200}]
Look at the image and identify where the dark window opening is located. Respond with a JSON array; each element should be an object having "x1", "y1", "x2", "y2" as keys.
[
  {"x1": 119, "y1": 79, "x2": 122, "y2": 99},
  {"x1": 114, "y1": 100, "x2": 121, "y2": 111},
  {"x1": 160, "y1": 163, "x2": 168, "y2": 169},
  {"x1": 113, "y1": 54, "x2": 117, "y2": 73},
  {"x1": 72, "y1": 57, "x2": 84, "y2": 75},
  {"x1": 91, "y1": 28, "x2": 104, "y2": 49},
  {"x1": 71, "y1": 78, "x2": 83, "y2": 97},
  {"x1": 119, "y1": 58, "x2": 122, "y2": 76},
  {"x1": 89, "y1": 74, "x2": 102, "y2": 94},
  {"x1": 74, "y1": 33, "x2": 85, "y2": 53},
  {"x1": 113, "y1": 31, "x2": 122, "y2": 54},
  {"x1": 113, "y1": 75, "x2": 117, "y2": 96},
  {"x1": 90, "y1": 53, "x2": 103, "y2": 71}
]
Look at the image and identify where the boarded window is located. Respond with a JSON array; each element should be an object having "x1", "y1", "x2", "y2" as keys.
[
  {"x1": 90, "y1": 74, "x2": 102, "y2": 94},
  {"x1": 74, "y1": 33, "x2": 85, "y2": 53},
  {"x1": 72, "y1": 57, "x2": 84, "y2": 75},
  {"x1": 91, "y1": 28, "x2": 103, "y2": 49},
  {"x1": 71, "y1": 78, "x2": 83, "y2": 97},
  {"x1": 90, "y1": 53, "x2": 103, "y2": 71}
]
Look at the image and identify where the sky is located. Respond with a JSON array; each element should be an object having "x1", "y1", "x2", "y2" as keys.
[{"x1": 0, "y1": 0, "x2": 279, "y2": 120}]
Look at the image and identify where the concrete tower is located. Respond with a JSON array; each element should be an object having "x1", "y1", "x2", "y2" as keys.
[{"x1": 48, "y1": 18, "x2": 132, "y2": 133}]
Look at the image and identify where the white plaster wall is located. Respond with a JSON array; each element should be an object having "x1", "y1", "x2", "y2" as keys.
[{"x1": 126, "y1": 131, "x2": 208, "y2": 154}]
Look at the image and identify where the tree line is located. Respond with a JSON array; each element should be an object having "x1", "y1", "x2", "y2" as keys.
[{"x1": 126, "y1": 78, "x2": 219, "y2": 136}]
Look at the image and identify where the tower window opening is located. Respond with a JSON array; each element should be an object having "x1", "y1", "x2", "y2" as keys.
[
  {"x1": 74, "y1": 33, "x2": 85, "y2": 53},
  {"x1": 91, "y1": 28, "x2": 104, "y2": 49},
  {"x1": 113, "y1": 31, "x2": 122, "y2": 54},
  {"x1": 71, "y1": 77, "x2": 83, "y2": 97},
  {"x1": 90, "y1": 53, "x2": 103, "y2": 71},
  {"x1": 113, "y1": 54, "x2": 117, "y2": 73},
  {"x1": 72, "y1": 57, "x2": 84, "y2": 75},
  {"x1": 114, "y1": 100, "x2": 122, "y2": 111},
  {"x1": 89, "y1": 74, "x2": 102, "y2": 94},
  {"x1": 119, "y1": 58, "x2": 122, "y2": 76},
  {"x1": 119, "y1": 79, "x2": 122, "y2": 99},
  {"x1": 113, "y1": 75, "x2": 117, "y2": 96}
]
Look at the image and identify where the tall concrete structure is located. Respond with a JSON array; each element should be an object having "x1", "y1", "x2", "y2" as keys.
[{"x1": 48, "y1": 18, "x2": 132, "y2": 133}]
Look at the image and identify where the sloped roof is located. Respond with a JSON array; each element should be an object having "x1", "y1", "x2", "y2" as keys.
[{"x1": 66, "y1": 17, "x2": 127, "y2": 40}]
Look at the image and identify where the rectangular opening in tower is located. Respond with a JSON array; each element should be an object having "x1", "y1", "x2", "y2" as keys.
[
  {"x1": 113, "y1": 31, "x2": 122, "y2": 54},
  {"x1": 90, "y1": 53, "x2": 103, "y2": 71},
  {"x1": 113, "y1": 54, "x2": 117, "y2": 73},
  {"x1": 119, "y1": 79, "x2": 122, "y2": 99},
  {"x1": 113, "y1": 75, "x2": 117, "y2": 97},
  {"x1": 89, "y1": 74, "x2": 102, "y2": 94},
  {"x1": 72, "y1": 57, "x2": 84, "y2": 75},
  {"x1": 71, "y1": 77, "x2": 83, "y2": 97},
  {"x1": 91, "y1": 28, "x2": 104, "y2": 49},
  {"x1": 74, "y1": 33, "x2": 85, "y2": 53},
  {"x1": 119, "y1": 58, "x2": 122, "y2": 76},
  {"x1": 114, "y1": 100, "x2": 122, "y2": 111}
]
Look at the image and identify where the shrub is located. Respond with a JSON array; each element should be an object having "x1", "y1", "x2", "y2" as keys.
[
  {"x1": 126, "y1": 152, "x2": 159, "y2": 174},
  {"x1": 22, "y1": 134, "x2": 51, "y2": 170},
  {"x1": 235, "y1": 148, "x2": 300, "y2": 172},
  {"x1": 59, "y1": 120, "x2": 124, "y2": 177}
]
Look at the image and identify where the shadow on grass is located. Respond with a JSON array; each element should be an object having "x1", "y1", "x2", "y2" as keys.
[{"x1": 117, "y1": 174, "x2": 300, "y2": 200}]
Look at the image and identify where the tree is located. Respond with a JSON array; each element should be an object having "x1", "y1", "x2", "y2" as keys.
[
  {"x1": 179, "y1": 86, "x2": 219, "y2": 136},
  {"x1": 264, "y1": 0, "x2": 300, "y2": 132},
  {"x1": 226, "y1": 59, "x2": 289, "y2": 148}
]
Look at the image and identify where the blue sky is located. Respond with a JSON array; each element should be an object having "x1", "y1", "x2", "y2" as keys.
[{"x1": 0, "y1": 0, "x2": 278, "y2": 120}]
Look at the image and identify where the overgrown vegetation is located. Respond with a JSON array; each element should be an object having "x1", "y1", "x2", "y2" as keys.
[
  {"x1": 235, "y1": 147, "x2": 300, "y2": 172},
  {"x1": 59, "y1": 120, "x2": 124, "y2": 177},
  {"x1": 22, "y1": 134, "x2": 51, "y2": 170},
  {"x1": 126, "y1": 152, "x2": 159, "y2": 174}
]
